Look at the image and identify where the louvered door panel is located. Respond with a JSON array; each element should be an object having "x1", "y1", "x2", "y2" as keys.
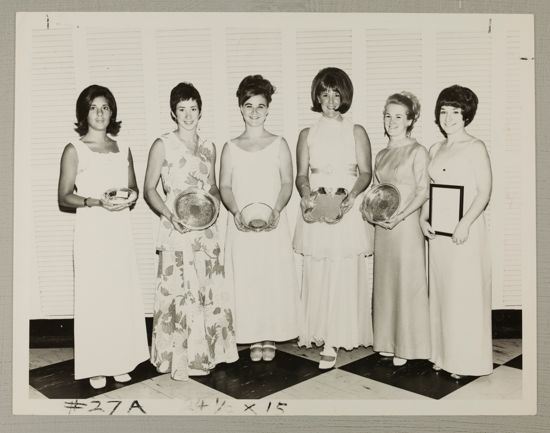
[
  {"x1": 501, "y1": 30, "x2": 522, "y2": 307},
  {"x1": 365, "y1": 29, "x2": 424, "y2": 160},
  {"x1": 295, "y1": 30, "x2": 353, "y2": 130},
  {"x1": 85, "y1": 28, "x2": 156, "y2": 312},
  {"x1": 30, "y1": 27, "x2": 78, "y2": 316},
  {"x1": 225, "y1": 28, "x2": 284, "y2": 139}
]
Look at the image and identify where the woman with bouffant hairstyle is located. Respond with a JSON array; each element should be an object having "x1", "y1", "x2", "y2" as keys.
[
  {"x1": 368, "y1": 91, "x2": 431, "y2": 367},
  {"x1": 220, "y1": 75, "x2": 299, "y2": 363},
  {"x1": 421, "y1": 84, "x2": 493, "y2": 379},
  {"x1": 293, "y1": 67, "x2": 373, "y2": 369}
]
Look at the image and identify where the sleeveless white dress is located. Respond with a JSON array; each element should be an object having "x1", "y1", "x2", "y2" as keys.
[
  {"x1": 428, "y1": 139, "x2": 493, "y2": 376},
  {"x1": 224, "y1": 137, "x2": 300, "y2": 344},
  {"x1": 293, "y1": 116, "x2": 374, "y2": 350},
  {"x1": 72, "y1": 139, "x2": 149, "y2": 380}
]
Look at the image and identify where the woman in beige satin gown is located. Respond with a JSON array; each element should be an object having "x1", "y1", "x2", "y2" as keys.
[{"x1": 369, "y1": 92, "x2": 431, "y2": 367}]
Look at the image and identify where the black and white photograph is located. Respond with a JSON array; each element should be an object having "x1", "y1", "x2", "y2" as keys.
[{"x1": 12, "y1": 11, "x2": 535, "y2": 416}]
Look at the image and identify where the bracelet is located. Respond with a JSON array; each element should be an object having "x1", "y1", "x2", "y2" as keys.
[{"x1": 84, "y1": 197, "x2": 92, "y2": 207}]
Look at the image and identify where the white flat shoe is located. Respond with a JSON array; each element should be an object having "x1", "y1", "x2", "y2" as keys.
[
  {"x1": 89, "y1": 376, "x2": 106, "y2": 389},
  {"x1": 432, "y1": 364, "x2": 442, "y2": 371},
  {"x1": 319, "y1": 347, "x2": 337, "y2": 370},
  {"x1": 114, "y1": 373, "x2": 131, "y2": 383},
  {"x1": 379, "y1": 352, "x2": 394, "y2": 357},
  {"x1": 392, "y1": 356, "x2": 407, "y2": 366}
]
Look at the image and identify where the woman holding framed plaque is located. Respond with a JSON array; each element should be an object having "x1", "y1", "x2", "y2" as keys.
[
  {"x1": 58, "y1": 85, "x2": 149, "y2": 389},
  {"x1": 219, "y1": 75, "x2": 299, "y2": 362},
  {"x1": 420, "y1": 84, "x2": 493, "y2": 378},
  {"x1": 368, "y1": 92, "x2": 431, "y2": 367},
  {"x1": 293, "y1": 67, "x2": 374, "y2": 369},
  {"x1": 144, "y1": 82, "x2": 238, "y2": 380}
]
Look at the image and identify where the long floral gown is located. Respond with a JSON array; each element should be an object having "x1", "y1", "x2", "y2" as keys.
[{"x1": 150, "y1": 131, "x2": 238, "y2": 380}]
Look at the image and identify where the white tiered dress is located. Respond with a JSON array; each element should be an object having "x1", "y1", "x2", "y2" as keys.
[
  {"x1": 72, "y1": 139, "x2": 149, "y2": 380},
  {"x1": 293, "y1": 116, "x2": 374, "y2": 350},
  {"x1": 224, "y1": 137, "x2": 300, "y2": 344}
]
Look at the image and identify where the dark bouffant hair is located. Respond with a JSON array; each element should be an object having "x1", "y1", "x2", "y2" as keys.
[
  {"x1": 434, "y1": 85, "x2": 479, "y2": 133},
  {"x1": 236, "y1": 75, "x2": 276, "y2": 106},
  {"x1": 74, "y1": 84, "x2": 121, "y2": 136},
  {"x1": 310, "y1": 67, "x2": 354, "y2": 114},
  {"x1": 170, "y1": 82, "x2": 202, "y2": 120},
  {"x1": 384, "y1": 91, "x2": 421, "y2": 135}
]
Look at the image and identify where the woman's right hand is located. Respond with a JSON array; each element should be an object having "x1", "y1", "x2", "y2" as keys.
[
  {"x1": 234, "y1": 211, "x2": 250, "y2": 232},
  {"x1": 300, "y1": 194, "x2": 316, "y2": 223},
  {"x1": 169, "y1": 213, "x2": 190, "y2": 234},
  {"x1": 420, "y1": 219, "x2": 435, "y2": 240}
]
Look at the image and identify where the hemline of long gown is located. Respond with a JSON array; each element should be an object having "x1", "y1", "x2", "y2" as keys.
[{"x1": 73, "y1": 207, "x2": 149, "y2": 380}]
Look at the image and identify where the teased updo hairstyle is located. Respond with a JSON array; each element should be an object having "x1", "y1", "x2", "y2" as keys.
[
  {"x1": 170, "y1": 82, "x2": 202, "y2": 121},
  {"x1": 236, "y1": 75, "x2": 276, "y2": 106},
  {"x1": 434, "y1": 84, "x2": 479, "y2": 136},
  {"x1": 310, "y1": 67, "x2": 354, "y2": 114},
  {"x1": 74, "y1": 84, "x2": 121, "y2": 136},
  {"x1": 384, "y1": 91, "x2": 421, "y2": 136}
]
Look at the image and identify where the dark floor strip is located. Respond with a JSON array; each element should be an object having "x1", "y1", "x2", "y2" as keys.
[
  {"x1": 191, "y1": 350, "x2": 328, "y2": 399},
  {"x1": 29, "y1": 359, "x2": 161, "y2": 399},
  {"x1": 340, "y1": 353, "x2": 490, "y2": 400}
]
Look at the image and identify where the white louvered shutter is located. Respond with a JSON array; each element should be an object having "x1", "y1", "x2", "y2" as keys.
[
  {"x1": 30, "y1": 27, "x2": 78, "y2": 317},
  {"x1": 499, "y1": 29, "x2": 523, "y2": 307},
  {"x1": 225, "y1": 28, "x2": 285, "y2": 139},
  {"x1": 295, "y1": 29, "x2": 353, "y2": 130},
  {"x1": 364, "y1": 28, "x2": 425, "y2": 161},
  {"x1": 84, "y1": 28, "x2": 157, "y2": 313}
]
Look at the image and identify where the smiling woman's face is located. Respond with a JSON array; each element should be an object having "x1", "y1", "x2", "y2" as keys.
[
  {"x1": 317, "y1": 87, "x2": 341, "y2": 118},
  {"x1": 384, "y1": 103, "x2": 411, "y2": 138},
  {"x1": 439, "y1": 105, "x2": 465, "y2": 135},
  {"x1": 172, "y1": 99, "x2": 200, "y2": 131},
  {"x1": 240, "y1": 94, "x2": 269, "y2": 127}
]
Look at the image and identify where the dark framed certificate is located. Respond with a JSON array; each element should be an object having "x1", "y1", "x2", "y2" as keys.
[{"x1": 429, "y1": 184, "x2": 464, "y2": 237}]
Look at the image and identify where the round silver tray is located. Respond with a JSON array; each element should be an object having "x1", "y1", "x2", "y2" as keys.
[
  {"x1": 361, "y1": 183, "x2": 400, "y2": 223},
  {"x1": 173, "y1": 187, "x2": 220, "y2": 230}
]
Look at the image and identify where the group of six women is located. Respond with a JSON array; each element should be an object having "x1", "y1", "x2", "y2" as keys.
[{"x1": 57, "y1": 67, "x2": 493, "y2": 390}]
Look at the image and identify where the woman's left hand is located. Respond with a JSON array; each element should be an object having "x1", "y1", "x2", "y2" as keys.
[
  {"x1": 340, "y1": 195, "x2": 356, "y2": 215},
  {"x1": 452, "y1": 219, "x2": 470, "y2": 245},
  {"x1": 377, "y1": 213, "x2": 403, "y2": 230},
  {"x1": 265, "y1": 208, "x2": 281, "y2": 231}
]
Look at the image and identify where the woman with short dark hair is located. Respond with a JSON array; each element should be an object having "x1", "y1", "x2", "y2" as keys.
[
  {"x1": 144, "y1": 82, "x2": 238, "y2": 381},
  {"x1": 420, "y1": 84, "x2": 493, "y2": 379},
  {"x1": 294, "y1": 67, "x2": 374, "y2": 369},
  {"x1": 58, "y1": 84, "x2": 149, "y2": 389}
]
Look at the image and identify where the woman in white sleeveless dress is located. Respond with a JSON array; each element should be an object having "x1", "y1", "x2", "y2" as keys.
[
  {"x1": 420, "y1": 85, "x2": 493, "y2": 378},
  {"x1": 144, "y1": 82, "x2": 238, "y2": 380},
  {"x1": 220, "y1": 75, "x2": 299, "y2": 362},
  {"x1": 58, "y1": 85, "x2": 149, "y2": 390},
  {"x1": 293, "y1": 67, "x2": 374, "y2": 369}
]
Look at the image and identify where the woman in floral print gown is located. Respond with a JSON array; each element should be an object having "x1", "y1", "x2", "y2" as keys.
[{"x1": 144, "y1": 82, "x2": 238, "y2": 380}]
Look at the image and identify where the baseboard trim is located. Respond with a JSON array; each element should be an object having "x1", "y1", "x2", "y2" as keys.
[{"x1": 29, "y1": 310, "x2": 522, "y2": 348}]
